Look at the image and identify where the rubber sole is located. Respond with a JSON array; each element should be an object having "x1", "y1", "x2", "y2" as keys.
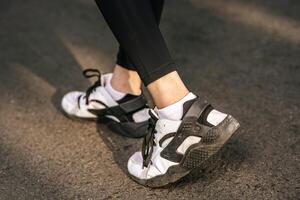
[{"x1": 129, "y1": 115, "x2": 240, "y2": 187}]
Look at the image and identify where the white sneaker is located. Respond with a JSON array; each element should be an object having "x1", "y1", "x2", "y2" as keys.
[
  {"x1": 61, "y1": 69, "x2": 150, "y2": 138},
  {"x1": 127, "y1": 98, "x2": 240, "y2": 187}
]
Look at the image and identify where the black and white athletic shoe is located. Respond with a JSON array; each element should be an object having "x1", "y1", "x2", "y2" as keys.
[
  {"x1": 61, "y1": 69, "x2": 150, "y2": 138},
  {"x1": 127, "y1": 97, "x2": 240, "y2": 187}
]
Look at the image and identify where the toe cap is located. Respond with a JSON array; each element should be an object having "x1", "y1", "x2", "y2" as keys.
[
  {"x1": 61, "y1": 91, "x2": 83, "y2": 115},
  {"x1": 127, "y1": 152, "x2": 144, "y2": 178}
]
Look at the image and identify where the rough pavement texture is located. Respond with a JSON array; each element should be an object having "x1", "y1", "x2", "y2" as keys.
[{"x1": 0, "y1": 0, "x2": 299, "y2": 199}]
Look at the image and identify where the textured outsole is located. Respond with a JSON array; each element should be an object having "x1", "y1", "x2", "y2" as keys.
[
  {"x1": 129, "y1": 115, "x2": 240, "y2": 188},
  {"x1": 182, "y1": 115, "x2": 240, "y2": 169}
]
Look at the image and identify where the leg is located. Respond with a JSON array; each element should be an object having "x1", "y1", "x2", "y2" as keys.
[
  {"x1": 116, "y1": 0, "x2": 165, "y2": 71},
  {"x1": 96, "y1": 0, "x2": 188, "y2": 109},
  {"x1": 111, "y1": 0, "x2": 165, "y2": 97}
]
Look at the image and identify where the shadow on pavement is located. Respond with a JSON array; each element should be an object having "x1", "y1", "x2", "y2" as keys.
[{"x1": 96, "y1": 122, "x2": 139, "y2": 175}]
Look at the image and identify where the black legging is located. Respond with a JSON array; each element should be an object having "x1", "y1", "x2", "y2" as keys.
[{"x1": 95, "y1": 0, "x2": 176, "y2": 86}]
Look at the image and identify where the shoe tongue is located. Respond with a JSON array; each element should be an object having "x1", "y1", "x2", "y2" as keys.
[
  {"x1": 155, "y1": 119, "x2": 181, "y2": 140},
  {"x1": 90, "y1": 86, "x2": 103, "y2": 99}
]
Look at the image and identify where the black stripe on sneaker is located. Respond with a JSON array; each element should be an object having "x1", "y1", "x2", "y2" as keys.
[
  {"x1": 87, "y1": 94, "x2": 148, "y2": 123},
  {"x1": 77, "y1": 95, "x2": 82, "y2": 109}
]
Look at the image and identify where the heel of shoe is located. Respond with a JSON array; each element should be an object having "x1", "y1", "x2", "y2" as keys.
[
  {"x1": 182, "y1": 145, "x2": 218, "y2": 169},
  {"x1": 182, "y1": 115, "x2": 240, "y2": 170}
]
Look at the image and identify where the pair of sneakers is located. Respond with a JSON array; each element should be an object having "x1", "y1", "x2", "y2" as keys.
[{"x1": 62, "y1": 69, "x2": 240, "y2": 187}]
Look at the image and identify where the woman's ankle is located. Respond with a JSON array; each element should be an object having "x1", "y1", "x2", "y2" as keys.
[
  {"x1": 111, "y1": 65, "x2": 142, "y2": 96},
  {"x1": 147, "y1": 71, "x2": 189, "y2": 109}
]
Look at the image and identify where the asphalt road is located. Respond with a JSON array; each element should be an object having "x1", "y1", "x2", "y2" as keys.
[{"x1": 0, "y1": 0, "x2": 299, "y2": 199}]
